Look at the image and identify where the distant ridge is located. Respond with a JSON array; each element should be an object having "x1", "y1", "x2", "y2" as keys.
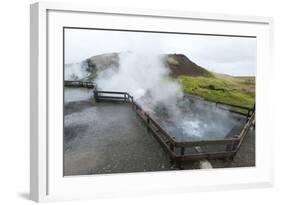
[{"x1": 65, "y1": 52, "x2": 213, "y2": 81}]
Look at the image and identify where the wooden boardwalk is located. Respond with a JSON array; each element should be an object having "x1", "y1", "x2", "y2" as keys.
[{"x1": 93, "y1": 88, "x2": 255, "y2": 168}]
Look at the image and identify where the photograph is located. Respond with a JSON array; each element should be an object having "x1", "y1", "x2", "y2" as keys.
[{"x1": 63, "y1": 28, "x2": 256, "y2": 176}]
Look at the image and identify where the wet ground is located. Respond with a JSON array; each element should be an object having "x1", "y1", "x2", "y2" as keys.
[
  {"x1": 64, "y1": 88, "x2": 179, "y2": 175},
  {"x1": 64, "y1": 87, "x2": 255, "y2": 176}
]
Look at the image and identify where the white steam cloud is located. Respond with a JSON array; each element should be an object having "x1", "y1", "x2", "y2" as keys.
[
  {"x1": 64, "y1": 49, "x2": 240, "y2": 140},
  {"x1": 96, "y1": 51, "x2": 183, "y2": 112},
  {"x1": 65, "y1": 62, "x2": 88, "y2": 80},
  {"x1": 95, "y1": 51, "x2": 237, "y2": 140}
]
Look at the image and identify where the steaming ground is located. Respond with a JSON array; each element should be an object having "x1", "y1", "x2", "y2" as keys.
[{"x1": 64, "y1": 88, "x2": 255, "y2": 175}]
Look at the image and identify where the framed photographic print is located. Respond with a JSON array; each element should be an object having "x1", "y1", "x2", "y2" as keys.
[{"x1": 30, "y1": 2, "x2": 274, "y2": 202}]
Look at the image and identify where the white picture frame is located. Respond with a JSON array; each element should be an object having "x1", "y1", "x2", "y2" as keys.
[{"x1": 30, "y1": 2, "x2": 274, "y2": 202}]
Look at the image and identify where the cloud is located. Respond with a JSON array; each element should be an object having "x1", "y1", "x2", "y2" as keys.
[{"x1": 65, "y1": 28, "x2": 256, "y2": 76}]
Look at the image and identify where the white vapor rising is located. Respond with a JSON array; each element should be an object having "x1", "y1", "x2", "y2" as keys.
[
  {"x1": 96, "y1": 51, "x2": 183, "y2": 111},
  {"x1": 64, "y1": 49, "x2": 239, "y2": 140},
  {"x1": 65, "y1": 62, "x2": 88, "y2": 80},
  {"x1": 95, "y1": 51, "x2": 237, "y2": 140}
]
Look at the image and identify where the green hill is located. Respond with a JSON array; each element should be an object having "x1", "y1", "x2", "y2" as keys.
[{"x1": 179, "y1": 73, "x2": 255, "y2": 108}]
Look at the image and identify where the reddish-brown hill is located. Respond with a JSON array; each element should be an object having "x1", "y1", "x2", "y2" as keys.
[{"x1": 165, "y1": 54, "x2": 213, "y2": 77}]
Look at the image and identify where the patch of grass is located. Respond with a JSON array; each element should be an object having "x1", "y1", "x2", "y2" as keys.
[
  {"x1": 178, "y1": 75, "x2": 255, "y2": 108},
  {"x1": 167, "y1": 56, "x2": 180, "y2": 65}
]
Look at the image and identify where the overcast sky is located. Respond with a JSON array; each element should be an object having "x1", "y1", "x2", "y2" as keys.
[{"x1": 65, "y1": 28, "x2": 256, "y2": 76}]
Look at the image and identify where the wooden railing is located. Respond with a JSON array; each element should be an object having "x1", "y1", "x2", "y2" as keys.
[
  {"x1": 184, "y1": 94, "x2": 254, "y2": 118},
  {"x1": 64, "y1": 80, "x2": 96, "y2": 89},
  {"x1": 93, "y1": 87, "x2": 255, "y2": 167}
]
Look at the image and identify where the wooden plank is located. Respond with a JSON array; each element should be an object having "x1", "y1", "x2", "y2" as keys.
[
  {"x1": 95, "y1": 91, "x2": 128, "y2": 95},
  {"x1": 234, "y1": 112, "x2": 255, "y2": 152},
  {"x1": 64, "y1": 80, "x2": 96, "y2": 89},
  {"x1": 176, "y1": 151, "x2": 236, "y2": 161},
  {"x1": 97, "y1": 96, "x2": 126, "y2": 100},
  {"x1": 174, "y1": 138, "x2": 240, "y2": 147},
  {"x1": 144, "y1": 113, "x2": 177, "y2": 145},
  {"x1": 149, "y1": 126, "x2": 177, "y2": 160},
  {"x1": 215, "y1": 101, "x2": 253, "y2": 111},
  {"x1": 185, "y1": 93, "x2": 253, "y2": 111},
  {"x1": 135, "y1": 110, "x2": 176, "y2": 160},
  {"x1": 136, "y1": 110, "x2": 174, "y2": 155},
  {"x1": 222, "y1": 107, "x2": 251, "y2": 116}
]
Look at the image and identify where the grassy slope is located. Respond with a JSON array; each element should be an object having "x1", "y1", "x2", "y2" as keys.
[{"x1": 178, "y1": 73, "x2": 255, "y2": 108}]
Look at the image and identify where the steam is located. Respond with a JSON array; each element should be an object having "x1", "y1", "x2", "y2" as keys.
[
  {"x1": 65, "y1": 50, "x2": 240, "y2": 141},
  {"x1": 95, "y1": 51, "x2": 237, "y2": 141},
  {"x1": 65, "y1": 61, "x2": 88, "y2": 80},
  {"x1": 96, "y1": 51, "x2": 183, "y2": 112},
  {"x1": 159, "y1": 98, "x2": 237, "y2": 141}
]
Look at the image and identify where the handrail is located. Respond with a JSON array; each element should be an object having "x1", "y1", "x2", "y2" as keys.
[
  {"x1": 215, "y1": 101, "x2": 253, "y2": 111},
  {"x1": 64, "y1": 80, "x2": 97, "y2": 89},
  {"x1": 185, "y1": 93, "x2": 253, "y2": 111},
  {"x1": 94, "y1": 91, "x2": 128, "y2": 95},
  {"x1": 87, "y1": 83, "x2": 255, "y2": 162},
  {"x1": 234, "y1": 111, "x2": 255, "y2": 153}
]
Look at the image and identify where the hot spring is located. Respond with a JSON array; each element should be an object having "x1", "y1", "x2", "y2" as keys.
[{"x1": 140, "y1": 95, "x2": 244, "y2": 142}]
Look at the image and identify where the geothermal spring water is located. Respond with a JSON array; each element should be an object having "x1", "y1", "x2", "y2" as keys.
[{"x1": 137, "y1": 95, "x2": 238, "y2": 142}]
